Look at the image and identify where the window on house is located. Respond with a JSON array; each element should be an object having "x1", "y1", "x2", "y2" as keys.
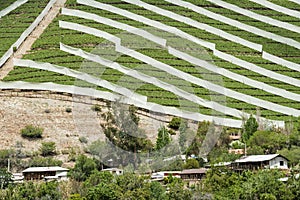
[{"x1": 280, "y1": 161, "x2": 284, "y2": 166}]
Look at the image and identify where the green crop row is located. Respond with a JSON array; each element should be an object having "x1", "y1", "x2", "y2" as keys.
[
  {"x1": 0, "y1": 0, "x2": 50, "y2": 58},
  {"x1": 4, "y1": 0, "x2": 299, "y2": 122}
]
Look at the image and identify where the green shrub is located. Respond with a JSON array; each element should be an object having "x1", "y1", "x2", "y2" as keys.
[
  {"x1": 40, "y1": 142, "x2": 56, "y2": 156},
  {"x1": 21, "y1": 125, "x2": 43, "y2": 139},
  {"x1": 91, "y1": 105, "x2": 102, "y2": 112},
  {"x1": 168, "y1": 129, "x2": 176, "y2": 135},
  {"x1": 65, "y1": 108, "x2": 72, "y2": 113},
  {"x1": 79, "y1": 136, "x2": 88, "y2": 144},
  {"x1": 169, "y1": 117, "x2": 181, "y2": 130}
]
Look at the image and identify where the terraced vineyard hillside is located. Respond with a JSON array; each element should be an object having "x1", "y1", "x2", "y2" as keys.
[{"x1": 1, "y1": 0, "x2": 300, "y2": 128}]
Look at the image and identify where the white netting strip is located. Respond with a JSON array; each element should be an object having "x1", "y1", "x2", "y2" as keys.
[
  {"x1": 117, "y1": 44, "x2": 300, "y2": 117},
  {"x1": 77, "y1": 0, "x2": 215, "y2": 50},
  {"x1": 0, "y1": 48, "x2": 13, "y2": 68},
  {"x1": 14, "y1": 0, "x2": 56, "y2": 49},
  {"x1": 14, "y1": 58, "x2": 147, "y2": 103},
  {"x1": 122, "y1": 0, "x2": 262, "y2": 51},
  {"x1": 0, "y1": 81, "x2": 248, "y2": 128},
  {"x1": 61, "y1": 8, "x2": 166, "y2": 47},
  {"x1": 249, "y1": 0, "x2": 300, "y2": 19},
  {"x1": 0, "y1": 0, "x2": 56, "y2": 67},
  {"x1": 60, "y1": 43, "x2": 245, "y2": 119},
  {"x1": 60, "y1": 10, "x2": 300, "y2": 102},
  {"x1": 214, "y1": 50, "x2": 300, "y2": 88},
  {"x1": 207, "y1": 0, "x2": 300, "y2": 35},
  {"x1": 0, "y1": 0, "x2": 28, "y2": 18},
  {"x1": 60, "y1": 29, "x2": 300, "y2": 118},
  {"x1": 262, "y1": 52, "x2": 300, "y2": 73},
  {"x1": 75, "y1": 0, "x2": 300, "y2": 88},
  {"x1": 165, "y1": 0, "x2": 299, "y2": 53},
  {"x1": 289, "y1": 0, "x2": 300, "y2": 5},
  {"x1": 170, "y1": 48, "x2": 300, "y2": 102}
]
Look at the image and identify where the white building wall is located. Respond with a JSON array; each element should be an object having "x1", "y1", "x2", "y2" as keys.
[{"x1": 269, "y1": 157, "x2": 288, "y2": 169}]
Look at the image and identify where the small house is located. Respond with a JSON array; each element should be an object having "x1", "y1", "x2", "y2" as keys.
[
  {"x1": 180, "y1": 168, "x2": 207, "y2": 181},
  {"x1": 232, "y1": 154, "x2": 288, "y2": 171},
  {"x1": 22, "y1": 166, "x2": 69, "y2": 181}
]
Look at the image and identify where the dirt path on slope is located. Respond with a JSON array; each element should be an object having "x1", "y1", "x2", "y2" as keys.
[{"x1": 0, "y1": 0, "x2": 67, "y2": 80}]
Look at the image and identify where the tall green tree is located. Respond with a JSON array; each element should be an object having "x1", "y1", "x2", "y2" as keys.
[
  {"x1": 0, "y1": 168, "x2": 12, "y2": 189},
  {"x1": 155, "y1": 126, "x2": 171, "y2": 150},
  {"x1": 69, "y1": 155, "x2": 97, "y2": 181},
  {"x1": 242, "y1": 115, "x2": 258, "y2": 142}
]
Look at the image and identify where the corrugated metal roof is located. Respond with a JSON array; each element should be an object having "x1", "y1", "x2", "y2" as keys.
[
  {"x1": 234, "y1": 154, "x2": 281, "y2": 163},
  {"x1": 22, "y1": 166, "x2": 69, "y2": 173},
  {"x1": 180, "y1": 168, "x2": 207, "y2": 174}
]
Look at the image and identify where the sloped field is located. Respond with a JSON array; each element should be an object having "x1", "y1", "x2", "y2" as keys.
[{"x1": 1, "y1": 0, "x2": 300, "y2": 127}]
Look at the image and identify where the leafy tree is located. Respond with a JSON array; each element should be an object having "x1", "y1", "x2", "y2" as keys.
[
  {"x1": 183, "y1": 159, "x2": 199, "y2": 169},
  {"x1": 69, "y1": 155, "x2": 97, "y2": 181},
  {"x1": 87, "y1": 182, "x2": 120, "y2": 200},
  {"x1": 37, "y1": 181, "x2": 61, "y2": 200},
  {"x1": 84, "y1": 171, "x2": 113, "y2": 188},
  {"x1": 185, "y1": 121, "x2": 210, "y2": 156},
  {"x1": 168, "y1": 179, "x2": 192, "y2": 200},
  {"x1": 242, "y1": 115, "x2": 258, "y2": 142},
  {"x1": 40, "y1": 142, "x2": 56, "y2": 156},
  {"x1": 0, "y1": 168, "x2": 12, "y2": 189},
  {"x1": 155, "y1": 126, "x2": 171, "y2": 150},
  {"x1": 21, "y1": 125, "x2": 43, "y2": 139},
  {"x1": 101, "y1": 103, "x2": 153, "y2": 167},
  {"x1": 248, "y1": 131, "x2": 288, "y2": 154},
  {"x1": 149, "y1": 181, "x2": 168, "y2": 200}
]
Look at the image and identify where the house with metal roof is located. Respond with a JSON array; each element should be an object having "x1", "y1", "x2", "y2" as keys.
[
  {"x1": 231, "y1": 154, "x2": 288, "y2": 171},
  {"x1": 22, "y1": 166, "x2": 69, "y2": 181},
  {"x1": 180, "y1": 168, "x2": 208, "y2": 184}
]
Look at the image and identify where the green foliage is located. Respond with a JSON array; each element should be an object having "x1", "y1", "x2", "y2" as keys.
[
  {"x1": 246, "y1": 145, "x2": 264, "y2": 155},
  {"x1": 27, "y1": 156, "x2": 63, "y2": 167},
  {"x1": 87, "y1": 182, "x2": 120, "y2": 200},
  {"x1": 242, "y1": 115, "x2": 258, "y2": 142},
  {"x1": 155, "y1": 126, "x2": 171, "y2": 150},
  {"x1": 101, "y1": 102, "x2": 153, "y2": 167},
  {"x1": 183, "y1": 159, "x2": 199, "y2": 169},
  {"x1": 168, "y1": 117, "x2": 181, "y2": 130},
  {"x1": 40, "y1": 142, "x2": 56, "y2": 156},
  {"x1": 21, "y1": 125, "x2": 43, "y2": 139},
  {"x1": 0, "y1": 168, "x2": 12, "y2": 189},
  {"x1": 91, "y1": 104, "x2": 102, "y2": 112},
  {"x1": 2, "y1": 181, "x2": 61, "y2": 200},
  {"x1": 168, "y1": 180, "x2": 192, "y2": 200},
  {"x1": 84, "y1": 171, "x2": 114, "y2": 188},
  {"x1": 79, "y1": 136, "x2": 88, "y2": 144},
  {"x1": 149, "y1": 181, "x2": 168, "y2": 200},
  {"x1": 248, "y1": 130, "x2": 288, "y2": 154},
  {"x1": 230, "y1": 140, "x2": 245, "y2": 149},
  {"x1": 37, "y1": 181, "x2": 61, "y2": 200},
  {"x1": 208, "y1": 147, "x2": 241, "y2": 163},
  {"x1": 204, "y1": 169, "x2": 293, "y2": 199},
  {"x1": 66, "y1": 108, "x2": 72, "y2": 113},
  {"x1": 69, "y1": 155, "x2": 97, "y2": 182}
]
